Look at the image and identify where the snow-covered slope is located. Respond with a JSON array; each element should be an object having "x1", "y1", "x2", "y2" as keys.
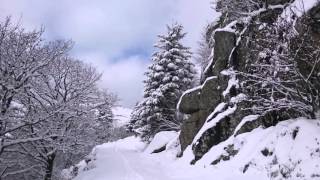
[
  {"x1": 112, "y1": 106, "x2": 132, "y2": 127},
  {"x1": 66, "y1": 117, "x2": 320, "y2": 180},
  {"x1": 184, "y1": 117, "x2": 320, "y2": 179},
  {"x1": 144, "y1": 131, "x2": 178, "y2": 154}
]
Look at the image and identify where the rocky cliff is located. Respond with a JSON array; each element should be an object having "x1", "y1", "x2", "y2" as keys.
[{"x1": 178, "y1": 0, "x2": 320, "y2": 164}]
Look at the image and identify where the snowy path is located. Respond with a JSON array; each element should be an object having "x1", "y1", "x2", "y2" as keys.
[
  {"x1": 74, "y1": 138, "x2": 181, "y2": 180},
  {"x1": 72, "y1": 135, "x2": 247, "y2": 180}
]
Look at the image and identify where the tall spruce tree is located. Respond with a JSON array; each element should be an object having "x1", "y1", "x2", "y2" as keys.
[{"x1": 129, "y1": 23, "x2": 195, "y2": 141}]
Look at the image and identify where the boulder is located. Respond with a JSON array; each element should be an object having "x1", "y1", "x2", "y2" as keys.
[{"x1": 178, "y1": 87, "x2": 201, "y2": 114}]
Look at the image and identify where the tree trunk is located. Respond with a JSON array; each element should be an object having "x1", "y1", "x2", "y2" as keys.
[{"x1": 44, "y1": 153, "x2": 56, "y2": 180}]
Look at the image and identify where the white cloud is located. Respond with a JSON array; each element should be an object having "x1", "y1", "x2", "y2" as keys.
[
  {"x1": 79, "y1": 52, "x2": 148, "y2": 107},
  {"x1": 0, "y1": 0, "x2": 215, "y2": 107},
  {"x1": 100, "y1": 56, "x2": 148, "y2": 107}
]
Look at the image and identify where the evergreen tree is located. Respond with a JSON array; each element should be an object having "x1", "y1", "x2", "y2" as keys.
[
  {"x1": 94, "y1": 91, "x2": 117, "y2": 143},
  {"x1": 129, "y1": 23, "x2": 195, "y2": 141}
]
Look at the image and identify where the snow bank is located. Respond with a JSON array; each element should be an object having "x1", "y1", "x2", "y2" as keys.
[
  {"x1": 192, "y1": 117, "x2": 320, "y2": 179},
  {"x1": 111, "y1": 136, "x2": 146, "y2": 151},
  {"x1": 144, "y1": 131, "x2": 178, "y2": 154}
]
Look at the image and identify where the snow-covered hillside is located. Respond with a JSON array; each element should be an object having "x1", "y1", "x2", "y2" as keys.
[{"x1": 65, "y1": 117, "x2": 320, "y2": 180}]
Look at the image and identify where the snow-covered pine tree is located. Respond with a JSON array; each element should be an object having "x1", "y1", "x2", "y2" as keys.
[
  {"x1": 94, "y1": 91, "x2": 117, "y2": 143},
  {"x1": 129, "y1": 23, "x2": 195, "y2": 141},
  {"x1": 127, "y1": 101, "x2": 144, "y2": 134}
]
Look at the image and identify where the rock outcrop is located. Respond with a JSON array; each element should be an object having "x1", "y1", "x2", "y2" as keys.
[
  {"x1": 178, "y1": 1, "x2": 320, "y2": 164},
  {"x1": 178, "y1": 30, "x2": 237, "y2": 152}
]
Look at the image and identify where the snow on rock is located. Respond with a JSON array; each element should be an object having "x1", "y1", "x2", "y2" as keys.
[
  {"x1": 284, "y1": 0, "x2": 320, "y2": 17},
  {"x1": 192, "y1": 117, "x2": 320, "y2": 180},
  {"x1": 192, "y1": 105, "x2": 237, "y2": 144},
  {"x1": 221, "y1": 68, "x2": 239, "y2": 97},
  {"x1": 230, "y1": 93, "x2": 247, "y2": 104},
  {"x1": 144, "y1": 131, "x2": 178, "y2": 154},
  {"x1": 176, "y1": 85, "x2": 201, "y2": 110},
  {"x1": 112, "y1": 106, "x2": 132, "y2": 127},
  {"x1": 215, "y1": 20, "x2": 237, "y2": 33},
  {"x1": 233, "y1": 114, "x2": 260, "y2": 135},
  {"x1": 205, "y1": 102, "x2": 227, "y2": 121}
]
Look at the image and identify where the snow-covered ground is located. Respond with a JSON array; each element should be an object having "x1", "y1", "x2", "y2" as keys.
[
  {"x1": 66, "y1": 117, "x2": 320, "y2": 180},
  {"x1": 112, "y1": 107, "x2": 132, "y2": 127}
]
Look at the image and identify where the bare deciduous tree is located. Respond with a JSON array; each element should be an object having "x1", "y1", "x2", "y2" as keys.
[{"x1": 0, "y1": 18, "x2": 117, "y2": 180}]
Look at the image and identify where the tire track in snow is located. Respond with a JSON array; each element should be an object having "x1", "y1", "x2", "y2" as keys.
[{"x1": 114, "y1": 145, "x2": 144, "y2": 180}]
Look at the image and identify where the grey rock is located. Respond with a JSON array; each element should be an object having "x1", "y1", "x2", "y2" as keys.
[
  {"x1": 179, "y1": 110, "x2": 210, "y2": 152},
  {"x1": 179, "y1": 30, "x2": 237, "y2": 155},
  {"x1": 212, "y1": 31, "x2": 236, "y2": 76},
  {"x1": 199, "y1": 77, "x2": 221, "y2": 111},
  {"x1": 192, "y1": 102, "x2": 250, "y2": 161},
  {"x1": 192, "y1": 113, "x2": 234, "y2": 161},
  {"x1": 178, "y1": 88, "x2": 201, "y2": 114}
]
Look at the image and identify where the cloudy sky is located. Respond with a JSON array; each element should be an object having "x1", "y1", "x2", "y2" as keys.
[{"x1": 0, "y1": 0, "x2": 215, "y2": 107}]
